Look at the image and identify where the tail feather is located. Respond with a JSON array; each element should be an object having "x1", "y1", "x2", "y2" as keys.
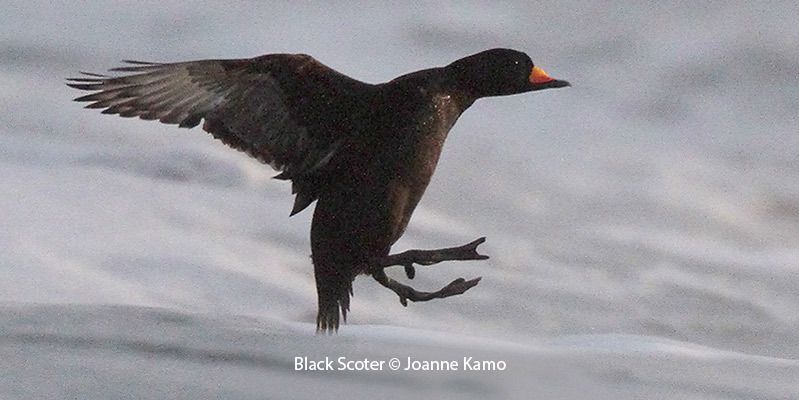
[{"x1": 314, "y1": 263, "x2": 353, "y2": 333}]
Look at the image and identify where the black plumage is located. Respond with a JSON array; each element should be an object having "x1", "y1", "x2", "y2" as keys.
[{"x1": 67, "y1": 48, "x2": 569, "y2": 332}]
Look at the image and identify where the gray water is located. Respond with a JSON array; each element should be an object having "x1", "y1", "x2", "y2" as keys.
[{"x1": 1, "y1": 1, "x2": 798, "y2": 397}]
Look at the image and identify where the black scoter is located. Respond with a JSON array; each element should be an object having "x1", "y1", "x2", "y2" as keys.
[{"x1": 67, "y1": 48, "x2": 570, "y2": 332}]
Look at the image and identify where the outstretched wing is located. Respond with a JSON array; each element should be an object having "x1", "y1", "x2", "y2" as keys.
[{"x1": 67, "y1": 54, "x2": 374, "y2": 215}]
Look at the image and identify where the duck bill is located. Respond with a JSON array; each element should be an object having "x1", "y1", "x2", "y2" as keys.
[{"x1": 529, "y1": 66, "x2": 570, "y2": 90}]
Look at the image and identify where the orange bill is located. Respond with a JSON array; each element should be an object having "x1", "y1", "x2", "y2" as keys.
[{"x1": 529, "y1": 66, "x2": 555, "y2": 84}]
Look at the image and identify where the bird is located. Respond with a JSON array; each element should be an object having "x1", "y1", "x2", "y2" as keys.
[{"x1": 67, "y1": 48, "x2": 570, "y2": 332}]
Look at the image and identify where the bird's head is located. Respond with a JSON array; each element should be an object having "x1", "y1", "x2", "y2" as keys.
[{"x1": 448, "y1": 48, "x2": 570, "y2": 98}]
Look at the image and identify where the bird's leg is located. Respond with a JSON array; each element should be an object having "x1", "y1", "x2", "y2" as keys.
[
  {"x1": 370, "y1": 237, "x2": 488, "y2": 306},
  {"x1": 376, "y1": 237, "x2": 489, "y2": 279},
  {"x1": 372, "y1": 269, "x2": 482, "y2": 307}
]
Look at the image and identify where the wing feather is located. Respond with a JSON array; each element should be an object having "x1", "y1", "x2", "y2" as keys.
[{"x1": 67, "y1": 54, "x2": 374, "y2": 214}]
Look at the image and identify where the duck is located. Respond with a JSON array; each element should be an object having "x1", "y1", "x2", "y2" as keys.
[{"x1": 67, "y1": 48, "x2": 570, "y2": 332}]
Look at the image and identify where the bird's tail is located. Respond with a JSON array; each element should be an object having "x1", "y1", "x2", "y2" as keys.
[{"x1": 314, "y1": 262, "x2": 353, "y2": 333}]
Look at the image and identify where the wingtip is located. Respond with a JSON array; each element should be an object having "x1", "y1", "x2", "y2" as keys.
[
  {"x1": 121, "y1": 59, "x2": 164, "y2": 65},
  {"x1": 65, "y1": 72, "x2": 107, "y2": 91},
  {"x1": 79, "y1": 71, "x2": 110, "y2": 78},
  {"x1": 110, "y1": 60, "x2": 166, "y2": 72},
  {"x1": 66, "y1": 82, "x2": 101, "y2": 91}
]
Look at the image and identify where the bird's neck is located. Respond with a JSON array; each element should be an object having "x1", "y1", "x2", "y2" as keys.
[
  {"x1": 427, "y1": 67, "x2": 478, "y2": 112},
  {"x1": 384, "y1": 67, "x2": 477, "y2": 112}
]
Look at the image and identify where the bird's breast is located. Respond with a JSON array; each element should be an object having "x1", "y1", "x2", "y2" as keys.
[
  {"x1": 385, "y1": 94, "x2": 462, "y2": 241},
  {"x1": 402, "y1": 94, "x2": 460, "y2": 183}
]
